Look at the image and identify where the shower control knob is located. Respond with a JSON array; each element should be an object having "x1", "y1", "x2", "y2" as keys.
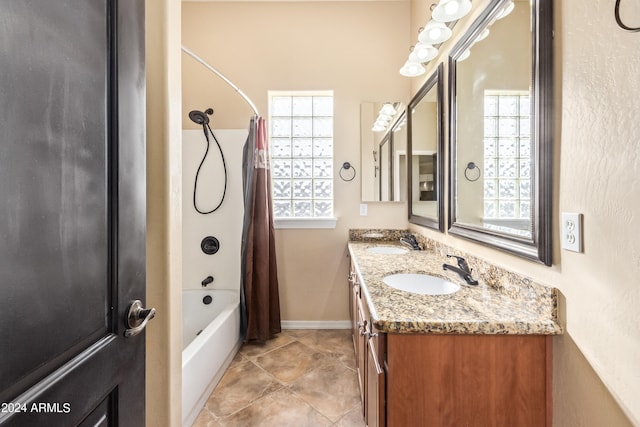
[{"x1": 201, "y1": 236, "x2": 220, "y2": 255}]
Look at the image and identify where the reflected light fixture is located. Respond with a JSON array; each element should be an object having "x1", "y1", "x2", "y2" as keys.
[
  {"x1": 475, "y1": 28, "x2": 490, "y2": 43},
  {"x1": 380, "y1": 102, "x2": 397, "y2": 116},
  {"x1": 372, "y1": 103, "x2": 399, "y2": 132},
  {"x1": 496, "y1": 0, "x2": 514, "y2": 20},
  {"x1": 458, "y1": 49, "x2": 471, "y2": 61},
  {"x1": 432, "y1": 0, "x2": 472, "y2": 23},
  {"x1": 418, "y1": 20, "x2": 453, "y2": 44}
]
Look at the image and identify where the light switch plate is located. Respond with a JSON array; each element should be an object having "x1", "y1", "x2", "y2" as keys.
[
  {"x1": 561, "y1": 212, "x2": 582, "y2": 252},
  {"x1": 359, "y1": 203, "x2": 368, "y2": 216}
]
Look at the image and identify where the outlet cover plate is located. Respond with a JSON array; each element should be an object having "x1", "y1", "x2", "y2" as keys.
[{"x1": 561, "y1": 212, "x2": 582, "y2": 252}]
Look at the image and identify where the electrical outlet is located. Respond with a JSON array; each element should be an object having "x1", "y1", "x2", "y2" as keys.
[
  {"x1": 359, "y1": 203, "x2": 368, "y2": 216},
  {"x1": 561, "y1": 212, "x2": 583, "y2": 252}
]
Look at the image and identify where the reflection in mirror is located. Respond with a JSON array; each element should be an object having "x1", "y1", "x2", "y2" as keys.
[
  {"x1": 449, "y1": 0, "x2": 552, "y2": 264},
  {"x1": 360, "y1": 102, "x2": 405, "y2": 201},
  {"x1": 408, "y1": 64, "x2": 444, "y2": 231},
  {"x1": 391, "y1": 113, "x2": 407, "y2": 201}
]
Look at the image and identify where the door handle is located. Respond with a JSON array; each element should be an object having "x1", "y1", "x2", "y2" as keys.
[{"x1": 124, "y1": 300, "x2": 156, "y2": 337}]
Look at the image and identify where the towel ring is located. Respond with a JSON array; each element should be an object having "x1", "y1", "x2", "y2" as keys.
[
  {"x1": 464, "y1": 162, "x2": 481, "y2": 182},
  {"x1": 339, "y1": 162, "x2": 357, "y2": 182},
  {"x1": 615, "y1": 0, "x2": 640, "y2": 32}
]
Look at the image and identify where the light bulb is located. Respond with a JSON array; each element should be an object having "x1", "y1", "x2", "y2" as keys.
[
  {"x1": 413, "y1": 43, "x2": 438, "y2": 62},
  {"x1": 432, "y1": 0, "x2": 472, "y2": 23},
  {"x1": 445, "y1": 1, "x2": 459, "y2": 16},
  {"x1": 419, "y1": 21, "x2": 452, "y2": 44},
  {"x1": 496, "y1": 1, "x2": 515, "y2": 19},
  {"x1": 380, "y1": 103, "x2": 397, "y2": 116},
  {"x1": 399, "y1": 61, "x2": 426, "y2": 77}
]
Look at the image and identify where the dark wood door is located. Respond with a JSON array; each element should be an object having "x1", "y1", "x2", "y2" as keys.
[{"x1": 0, "y1": 1, "x2": 147, "y2": 425}]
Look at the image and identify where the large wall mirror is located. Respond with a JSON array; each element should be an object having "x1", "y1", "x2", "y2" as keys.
[
  {"x1": 361, "y1": 103, "x2": 407, "y2": 201},
  {"x1": 448, "y1": 0, "x2": 552, "y2": 264},
  {"x1": 408, "y1": 64, "x2": 444, "y2": 231}
]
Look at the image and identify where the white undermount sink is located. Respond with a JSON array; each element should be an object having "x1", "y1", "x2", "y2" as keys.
[
  {"x1": 366, "y1": 246, "x2": 409, "y2": 255},
  {"x1": 383, "y1": 273, "x2": 460, "y2": 295}
]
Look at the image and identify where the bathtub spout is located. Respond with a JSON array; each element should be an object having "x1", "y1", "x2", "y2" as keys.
[{"x1": 201, "y1": 276, "x2": 214, "y2": 287}]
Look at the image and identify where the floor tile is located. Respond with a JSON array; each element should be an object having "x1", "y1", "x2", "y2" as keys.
[
  {"x1": 192, "y1": 329, "x2": 364, "y2": 427},
  {"x1": 293, "y1": 329, "x2": 356, "y2": 367},
  {"x1": 240, "y1": 332, "x2": 295, "y2": 359},
  {"x1": 289, "y1": 359, "x2": 361, "y2": 422},
  {"x1": 205, "y1": 359, "x2": 282, "y2": 417},
  {"x1": 191, "y1": 408, "x2": 223, "y2": 427},
  {"x1": 218, "y1": 388, "x2": 332, "y2": 427},
  {"x1": 333, "y1": 405, "x2": 367, "y2": 427},
  {"x1": 253, "y1": 340, "x2": 327, "y2": 384}
]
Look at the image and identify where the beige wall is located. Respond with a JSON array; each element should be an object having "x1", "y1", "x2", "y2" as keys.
[
  {"x1": 179, "y1": 0, "x2": 639, "y2": 425},
  {"x1": 182, "y1": 1, "x2": 410, "y2": 322},
  {"x1": 146, "y1": 0, "x2": 182, "y2": 425}
]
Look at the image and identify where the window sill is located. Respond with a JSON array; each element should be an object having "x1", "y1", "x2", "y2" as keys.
[{"x1": 274, "y1": 217, "x2": 337, "y2": 229}]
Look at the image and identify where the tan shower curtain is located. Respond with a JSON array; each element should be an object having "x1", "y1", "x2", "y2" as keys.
[{"x1": 241, "y1": 116, "x2": 281, "y2": 342}]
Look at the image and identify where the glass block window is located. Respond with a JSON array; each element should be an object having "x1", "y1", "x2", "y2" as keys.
[
  {"x1": 483, "y1": 91, "x2": 531, "y2": 220},
  {"x1": 269, "y1": 91, "x2": 334, "y2": 218}
]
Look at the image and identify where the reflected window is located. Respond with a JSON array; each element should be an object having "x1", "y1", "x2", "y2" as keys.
[{"x1": 483, "y1": 91, "x2": 531, "y2": 234}]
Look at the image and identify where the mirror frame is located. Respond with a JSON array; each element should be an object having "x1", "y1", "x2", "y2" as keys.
[
  {"x1": 408, "y1": 63, "x2": 445, "y2": 231},
  {"x1": 389, "y1": 111, "x2": 407, "y2": 202},
  {"x1": 378, "y1": 133, "x2": 392, "y2": 201},
  {"x1": 448, "y1": 0, "x2": 553, "y2": 265}
]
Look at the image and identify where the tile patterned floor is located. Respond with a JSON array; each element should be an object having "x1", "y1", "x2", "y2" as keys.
[{"x1": 192, "y1": 329, "x2": 365, "y2": 427}]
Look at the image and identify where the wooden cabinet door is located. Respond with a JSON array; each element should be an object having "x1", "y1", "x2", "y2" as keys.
[
  {"x1": 348, "y1": 265, "x2": 358, "y2": 354},
  {"x1": 366, "y1": 338, "x2": 386, "y2": 427},
  {"x1": 356, "y1": 298, "x2": 367, "y2": 416},
  {"x1": 386, "y1": 334, "x2": 550, "y2": 427}
]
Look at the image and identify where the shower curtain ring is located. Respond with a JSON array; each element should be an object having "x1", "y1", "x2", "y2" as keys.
[{"x1": 339, "y1": 162, "x2": 357, "y2": 182}]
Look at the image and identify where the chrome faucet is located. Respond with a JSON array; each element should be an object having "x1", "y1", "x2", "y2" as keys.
[
  {"x1": 442, "y1": 254, "x2": 478, "y2": 286},
  {"x1": 400, "y1": 234, "x2": 422, "y2": 250}
]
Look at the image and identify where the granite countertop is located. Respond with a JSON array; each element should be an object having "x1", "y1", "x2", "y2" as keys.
[{"x1": 348, "y1": 241, "x2": 563, "y2": 335}]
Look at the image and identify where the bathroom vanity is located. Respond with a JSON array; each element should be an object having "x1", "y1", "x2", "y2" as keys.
[{"x1": 347, "y1": 238, "x2": 562, "y2": 427}]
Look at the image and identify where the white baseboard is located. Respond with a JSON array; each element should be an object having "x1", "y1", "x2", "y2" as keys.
[{"x1": 281, "y1": 320, "x2": 351, "y2": 330}]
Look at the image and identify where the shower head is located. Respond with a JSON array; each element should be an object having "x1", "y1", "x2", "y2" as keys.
[{"x1": 189, "y1": 108, "x2": 214, "y2": 125}]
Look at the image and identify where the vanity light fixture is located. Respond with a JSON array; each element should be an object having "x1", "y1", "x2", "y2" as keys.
[
  {"x1": 409, "y1": 46, "x2": 434, "y2": 63},
  {"x1": 431, "y1": 0, "x2": 472, "y2": 23},
  {"x1": 400, "y1": 60, "x2": 427, "y2": 77},
  {"x1": 400, "y1": 0, "x2": 473, "y2": 77},
  {"x1": 419, "y1": 20, "x2": 453, "y2": 44},
  {"x1": 412, "y1": 42, "x2": 439, "y2": 62}
]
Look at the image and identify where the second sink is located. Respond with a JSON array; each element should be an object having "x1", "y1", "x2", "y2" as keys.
[
  {"x1": 383, "y1": 273, "x2": 460, "y2": 295},
  {"x1": 366, "y1": 246, "x2": 409, "y2": 255}
]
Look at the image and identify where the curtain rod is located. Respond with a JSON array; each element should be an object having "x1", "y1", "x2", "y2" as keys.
[{"x1": 181, "y1": 45, "x2": 260, "y2": 117}]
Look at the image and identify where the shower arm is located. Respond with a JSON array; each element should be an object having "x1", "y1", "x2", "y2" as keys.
[{"x1": 181, "y1": 45, "x2": 260, "y2": 117}]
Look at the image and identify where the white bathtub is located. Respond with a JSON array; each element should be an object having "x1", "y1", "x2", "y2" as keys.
[{"x1": 182, "y1": 289, "x2": 241, "y2": 427}]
